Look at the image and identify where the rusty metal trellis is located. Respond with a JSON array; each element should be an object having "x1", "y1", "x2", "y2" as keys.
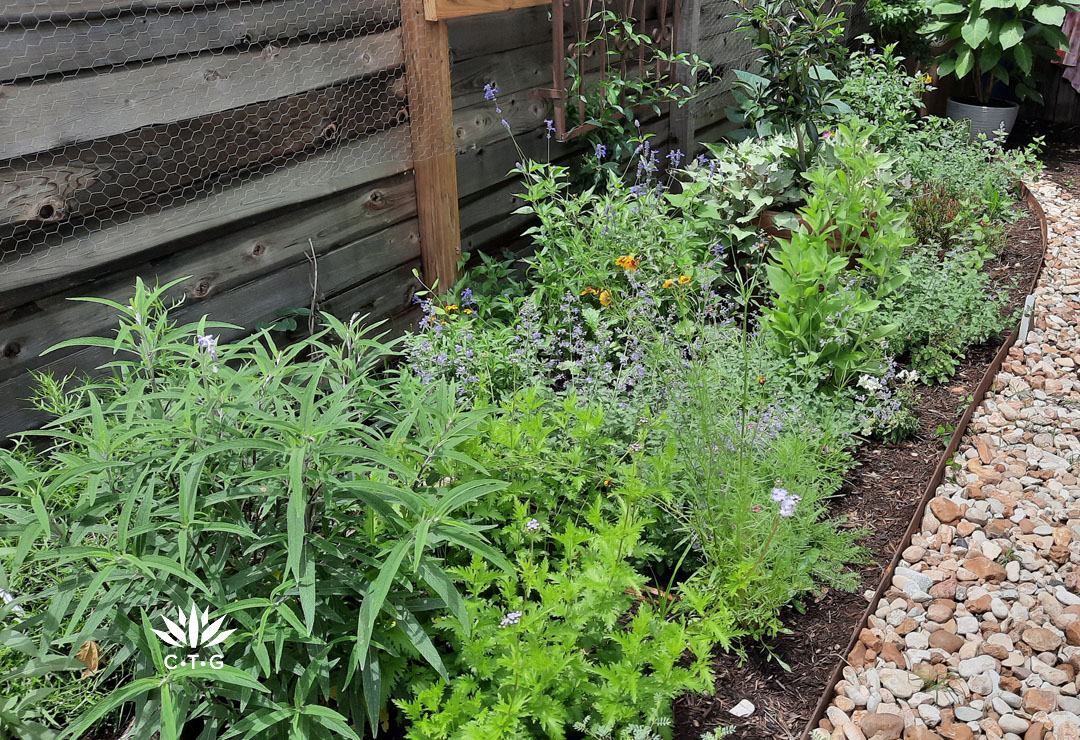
[{"x1": 539, "y1": 0, "x2": 683, "y2": 140}]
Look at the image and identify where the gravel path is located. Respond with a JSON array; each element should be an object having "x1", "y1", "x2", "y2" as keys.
[{"x1": 814, "y1": 180, "x2": 1080, "y2": 740}]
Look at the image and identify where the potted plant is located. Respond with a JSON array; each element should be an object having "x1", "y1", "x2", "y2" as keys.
[{"x1": 922, "y1": 0, "x2": 1080, "y2": 139}]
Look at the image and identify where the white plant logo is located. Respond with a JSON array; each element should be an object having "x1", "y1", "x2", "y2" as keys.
[{"x1": 153, "y1": 604, "x2": 234, "y2": 670}]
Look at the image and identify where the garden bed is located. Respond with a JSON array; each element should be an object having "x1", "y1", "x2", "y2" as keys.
[{"x1": 676, "y1": 191, "x2": 1047, "y2": 740}]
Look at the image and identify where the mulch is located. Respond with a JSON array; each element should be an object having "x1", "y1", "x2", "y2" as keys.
[{"x1": 674, "y1": 159, "x2": 1057, "y2": 740}]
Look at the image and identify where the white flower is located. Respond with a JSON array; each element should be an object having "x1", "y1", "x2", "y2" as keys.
[{"x1": 856, "y1": 374, "x2": 881, "y2": 392}]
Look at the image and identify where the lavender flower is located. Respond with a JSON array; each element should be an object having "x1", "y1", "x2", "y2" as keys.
[
  {"x1": 525, "y1": 518, "x2": 540, "y2": 531},
  {"x1": 498, "y1": 611, "x2": 522, "y2": 628},
  {"x1": 595, "y1": 143, "x2": 607, "y2": 159},
  {"x1": 770, "y1": 486, "x2": 788, "y2": 504},
  {"x1": 483, "y1": 82, "x2": 499, "y2": 101},
  {"x1": 544, "y1": 119, "x2": 556, "y2": 139},
  {"x1": 195, "y1": 334, "x2": 218, "y2": 361}
]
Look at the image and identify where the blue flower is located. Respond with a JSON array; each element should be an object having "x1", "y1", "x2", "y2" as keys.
[
  {"x1": 483, "y1": 82, "x2": 499, "y2": 101},
  {"x1": 525, "y1": 518, "x2": 540, "y2": 531},
  {"x1": 195, "y1": 334, "x2": 218, "y2": 361},
  {"x1": 544, "y1": 119, "x2": 556, "y2": 139},
  {"x1": 595, "y1": 143, "x2": 607, "y2": 159},
  {"x1": 498, "y1": 611, "x2": 522, "y2": 628}
]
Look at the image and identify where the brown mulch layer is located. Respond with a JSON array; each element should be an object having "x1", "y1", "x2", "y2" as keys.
[{"x1": 674, "y1": 184, "x2": 1050, "y2": 740}]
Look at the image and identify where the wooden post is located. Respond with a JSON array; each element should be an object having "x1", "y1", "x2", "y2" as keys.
[
  {"x1": 669, "y1": 0, "x2": 700, "y2": 157},
  {"x1": 401, "y1": 0, "x2": 461, "y2": 291}
]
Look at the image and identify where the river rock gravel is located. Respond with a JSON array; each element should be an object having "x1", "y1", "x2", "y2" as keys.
[{"x1": 813, "y1": 180, "x2": 1080, "y2": 740}]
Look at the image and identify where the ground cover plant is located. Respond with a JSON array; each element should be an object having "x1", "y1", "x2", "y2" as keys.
[{"x1": 0, "y1": 31, "x2": 1045, "y2": 740}]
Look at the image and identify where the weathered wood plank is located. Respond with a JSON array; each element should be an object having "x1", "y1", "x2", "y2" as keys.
[
  {"x1": 0, "y1": 125, "x2": 414, "y2": 307},
  {"x1": 0, "y1": 73, "x2": 406, "y2": 229},
  {"x1": 0, "y1": 0, "x2": 399, "y2": 83},
  {"x1": 450, "y1": 39, "x2": 551, "y2": 109},
  {"x1": 452, "y1": 91, "x2": 553, "y2": 156},
  {"x1": 425, "y1": 0, "x2": 548, "y2": 22},
  {"x1": 0, "y1": 254, "x2": 422, "y2": 439},
  {"x1": 3, "y1": 0, "x2": 234, "y2": 24},
  {"x1": 0, "y1": 29, "x2": 404, "y2": 160},
  {"x1": 0, "y1": 177, "x2": 418, "y2": 381},
  {"x1": 402, "y1": 0, "x2": 461, "y2": 290},
  {"x1": 446, "y1": 6, "x2": 551, "y2": 62}
]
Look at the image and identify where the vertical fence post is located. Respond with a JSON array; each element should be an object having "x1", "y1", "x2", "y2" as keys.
[
  {"x1": 401, "y1": 0, "x2": 461, "y2": 291},
  {"x1": 669, "y1": 0, "x2": 700, "y2": 156}
]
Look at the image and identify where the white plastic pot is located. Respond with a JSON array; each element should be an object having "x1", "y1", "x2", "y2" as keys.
[{"x1": 945, "y1": 97, "x2": 1020, "y2": 142}]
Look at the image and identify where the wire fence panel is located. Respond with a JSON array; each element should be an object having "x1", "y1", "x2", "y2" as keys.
[{"x1": 0, "y1": 0, "x2": 448, "y2": 296}]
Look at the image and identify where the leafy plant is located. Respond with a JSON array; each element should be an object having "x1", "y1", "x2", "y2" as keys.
[
  {"x1": 922, "y1": 0, "x2": 1080, "y2": 103},
  {"x1": 762, "y1": 123, "x2": 912, "y2": 387},
  {"x1": 398, "y1": 509, "x2": 716, "y2": 740},
  {"x1": 672, "y1": 135, "x2": 803, "y2": 243},
  {"x1": 866, "y1": 0, "x2": 932, "y2": 58},
  {"x1": 838, "y1": 41, "x2": 932, "y2": 147},
  {"x1": 729, "y1": 0, "x2": 851, "y2": 171},
  {"x1": 0, "y1": 279, "x2": 512, "y2": 739},
  {"x1": 875, "y1": 248, "x2": 1012, "y2": 382}
]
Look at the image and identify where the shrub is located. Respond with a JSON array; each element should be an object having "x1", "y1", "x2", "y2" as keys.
[
  {"x1": 398, "y1": 509, "x2": 717, "y2": 740},
  {"x1": 0, "y1": 279, "x2": 512, "y2": 739},
  {"x1": 838, "y1": 42, "x2": 931, "y2": 147},
  {"x1": 876, "y1": 249, "x2": 1012, "y2": 382},
  {"x1": 891, "y1": 117, "x2": 1042, "y2": 220},
  {"x1": 762, "y1": 123, "x2": 912, "y2": 387}
]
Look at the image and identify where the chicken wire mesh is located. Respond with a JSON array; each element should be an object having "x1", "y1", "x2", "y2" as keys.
[{"x1": 0, "y1": 0, "x2": 444, "y2": 288}]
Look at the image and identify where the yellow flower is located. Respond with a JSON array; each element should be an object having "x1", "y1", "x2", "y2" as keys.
[
  {"x1": 464, "y1": 308, "x2": 473, "y2": 314},
  {"x1": 599, "y1": 290, "x2": 613, "y2": 306},
  {"x1": 757, "y1": 376, "x2": 766, "y2": 385},
  {"x1": 678, "y1": 274, "x2": 692, "y2": 285},
  {"x1": 615, "y1": 255, "x2": 639, "y2": 271},
  {"x1": 924, "y1": 74, "x2": 933, "y2": 84},
  {"x1": 445, "y1": 304, "x2": 458, "y2": 312},
  {"x1": 581, "y1": 286, "x2": 598, "y2": 296},
  {"x1": 662, "y1": 279, "x2": 675, "y2": 289}
]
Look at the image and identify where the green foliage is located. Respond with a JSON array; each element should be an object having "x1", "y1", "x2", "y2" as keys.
[
  {"x1": 398, "y1": 510, "x2": 715, "y2": 740},
  {"x1": 922, "y1": 0, "x2": 1080, "y2": 103},
  {"x1": 0, "y1": 279, "x2": 511, "y2": 739},
  {"x1": 876, "y1": 248, "x2": 1013, "y2": 382},
  {"x1": 568, "y1": 10, "x2": 711, "y2": 141},
  {"x1": 673, "y1": 135, "x2": 803, "y2": 243},
  {"x1": 729, "y1": 0, "x2": 851, "y2": 170},
  {"x1": 762, "y1": 123, "x2": 912, "y2": 387},
  {"x1": 654, "y1": 327, "x2": 865, "y2": 641},
  {"x1": 839, "y1": 41, "x2": 932, "y2": 147},
  {"x1": 866, "y1": 0, "x2": 932, "y2": 58}
]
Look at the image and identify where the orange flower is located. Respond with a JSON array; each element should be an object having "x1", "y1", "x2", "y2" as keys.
[
  {"x1": 581, "y1": 286, "x2": 598, "y2": 296},
  {"x1": 757, "y1": 376, "x2": 766, "y2": 385},
  {"x1": 662, "y1": 279, "x2": 675, "y2": 289},
  {"x1": 615, "y1": 255, "x2": 639, "y2": 271},
  {"x1": 599, "y1": 290, "x2": 613, "y2": 306},
  {"x1": 678, "y1": 274, "x2": 692, "y2": 285}
]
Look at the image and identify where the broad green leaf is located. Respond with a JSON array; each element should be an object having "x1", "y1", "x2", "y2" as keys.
[
  {"x1": 999, "y1": 19, "x2": 1024, "y2": 48},
  {"x1": 62, "y1": 678, "x2": 161, "y2": 739},
  {"x1": 955, "y1": 45, "x2": 975, "y2": 77},
  {"x1": 961, "y1": 17, "x2": 990, "y2": 47},
  {"x1": 1033, "y1": 4, "x2": 1066, "y2": 24},
  {"x1": 1013, "y1": 41, "x2": 1033, "y2": 74}
]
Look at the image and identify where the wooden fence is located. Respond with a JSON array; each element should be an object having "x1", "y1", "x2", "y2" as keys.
[{"x1": 0, "y1": 0, "x2": 734, "y2": 438}]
